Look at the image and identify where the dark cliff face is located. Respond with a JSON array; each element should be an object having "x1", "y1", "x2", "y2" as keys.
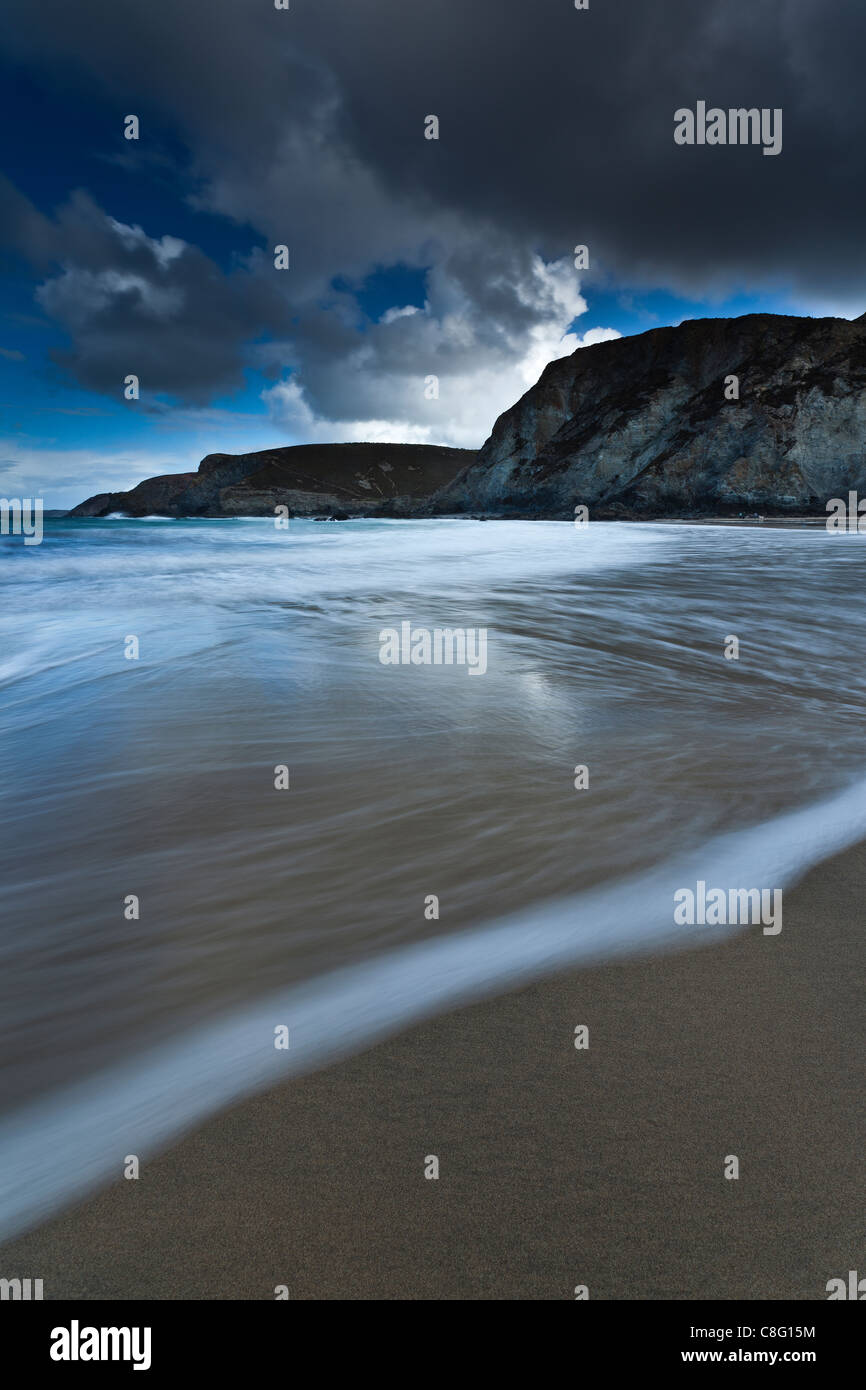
[
  {"x1": 70, "y1": 443, "x2": 475, "y2": 518},
  {"x1": 438, "y1": 311, "x2": 866, "y2": 518}
]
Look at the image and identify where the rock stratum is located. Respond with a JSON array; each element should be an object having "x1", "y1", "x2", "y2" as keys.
[{"x1": 72, "y1": 312, "x2": 866, "y2": 520}]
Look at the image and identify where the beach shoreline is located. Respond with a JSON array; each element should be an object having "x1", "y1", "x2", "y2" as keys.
[{"x1": 2, "y1": 837, "x2": 864, "y2": 1301}]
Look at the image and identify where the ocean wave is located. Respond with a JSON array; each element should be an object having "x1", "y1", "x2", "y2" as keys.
[{"x1": 1, "y1": 772, "x2": 864, "y2": 1244}]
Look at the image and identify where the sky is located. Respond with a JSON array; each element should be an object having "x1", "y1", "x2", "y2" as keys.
[{"x1": 1, "y1": 0, "x2": 865, "y2": 508}]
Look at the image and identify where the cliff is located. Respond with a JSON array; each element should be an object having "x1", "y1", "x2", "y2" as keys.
[
  {"x1": 438, "y1": 312, "x2": 866, "y2": 518},
  {"x1": 70, "y1": 443, "x2": 475, "y2": 518}
]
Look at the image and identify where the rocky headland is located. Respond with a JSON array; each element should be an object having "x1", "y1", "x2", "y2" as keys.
[
  {"x1": 70, "y1": 442, "x2": 474, "y2": 519},
  {"x1": 71, "y1": 312, "x2": 866, "y2": 520}
]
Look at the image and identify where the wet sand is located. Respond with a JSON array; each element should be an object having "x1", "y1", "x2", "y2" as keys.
[{"x1": 2, "y1": 840, "x2": 864, "y2": 1300}]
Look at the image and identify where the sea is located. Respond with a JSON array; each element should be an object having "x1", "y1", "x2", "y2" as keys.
[{"x1": 1, "y1": 514, "x2": 865, "y2": 1239}]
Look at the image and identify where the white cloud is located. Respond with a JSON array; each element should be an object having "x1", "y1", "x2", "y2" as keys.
[
  {"x1": 37, "y1": 265, "x2": 185, "y2": 327},
  {"x1": 260, "y1": 379, "x2": 434, "y2": 445},
  {"x1": 575, "y1": 326, "x2": 622, "y2": 348},
  {"x1": 263, "y1": 255, "x2": 621, "y2": 448},
  {"x1": 380, "y1": 304, "x2": 421, "y2": 324},
  {"x1": 107, "y1": 218, "x2": 187, "y2": 268}
]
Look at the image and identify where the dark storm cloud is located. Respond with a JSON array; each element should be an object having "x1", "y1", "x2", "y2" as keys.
[
  {"x1": 2, "y1": 0, "x2": 865, "y2": 422},
  {"x1": 291, "y1": 0, "x2": 866, "y2": 303},
  {"x1": 0, "y1": 180, "x2": 296, "y2": 399}
]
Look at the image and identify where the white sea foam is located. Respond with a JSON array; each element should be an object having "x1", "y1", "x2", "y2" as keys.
[{"x1": 1, "y1": 773, "x2": 864, "y2": 1243}]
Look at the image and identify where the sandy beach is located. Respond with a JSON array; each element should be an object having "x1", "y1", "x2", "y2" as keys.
[
  {"x1": 7, "y1": 0, "x2": 866, "y2": 1323},
  {"x1": 2, "y1": 837, "x2": 863, "y2": 1301}
]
